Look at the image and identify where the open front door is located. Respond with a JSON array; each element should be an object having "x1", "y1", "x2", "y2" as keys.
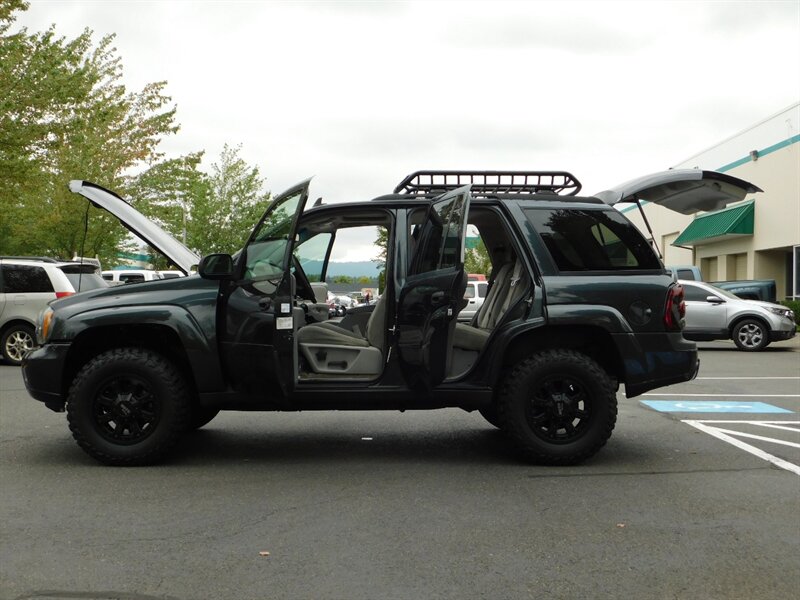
[
  {"x1": 219, "y1": 179, "x2": 311, "y2": 399},
  {"x1": 396, "y1": 185, "x2": 471, "y2": 390}
]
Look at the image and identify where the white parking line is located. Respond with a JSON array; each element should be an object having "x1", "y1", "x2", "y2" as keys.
[
  {"x1": 697, "y1": 377, "x2": 800, "y2": 380},
  {"x1": 683, "y1": 420, "x2": 800, "y2": 476},
  {"x1": 643, "y1": 393, "x2": 800, "y2": 397}
]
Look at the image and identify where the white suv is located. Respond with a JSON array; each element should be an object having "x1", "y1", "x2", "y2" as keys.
[
  {"x1": 681, "y1": 280, "x2": 796, "y2": 351},
  {"x1": 458, "y1": 280, "x2": 489, "y2": 321},
  {"x1": 0, "y1": 257, "x2": 107, "y2": 365},
  {"x1": 102, "y1": 269, "x2": 166, "y2": 285}
]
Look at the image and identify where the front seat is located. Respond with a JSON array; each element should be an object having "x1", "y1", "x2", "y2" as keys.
[{"x1": 296, "y1": 295, "x2": 387, "y2": 375}]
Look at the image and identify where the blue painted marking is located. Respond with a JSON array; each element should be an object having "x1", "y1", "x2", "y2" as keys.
[{"x1": 641, "y1": 400, "x2": 792, "y2": 414}]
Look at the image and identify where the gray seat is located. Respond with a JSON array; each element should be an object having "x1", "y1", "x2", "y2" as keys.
[
  {"x1": 453, "y1": 257, "x2": 525, "y2": 352},
  {"x1": 296, "y1": 295, "x2": 387, "y2": 375}
]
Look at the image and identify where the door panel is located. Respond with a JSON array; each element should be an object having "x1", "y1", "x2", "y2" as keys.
[{"x1": 397, "y1": 185, "x2": 471, "y2": 389}]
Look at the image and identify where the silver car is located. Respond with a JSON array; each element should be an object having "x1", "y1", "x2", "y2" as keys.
[{"x1": 680, "y1": 280, "x2": 796, "y2": 351}]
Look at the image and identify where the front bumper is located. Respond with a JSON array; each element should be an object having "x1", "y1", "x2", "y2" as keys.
[
  {"x1": 770, "y1": 327, "x2": 797, "y2": 342},
  {"x1": 21, "y1": 343, "x2": 70, "y2": 412}
]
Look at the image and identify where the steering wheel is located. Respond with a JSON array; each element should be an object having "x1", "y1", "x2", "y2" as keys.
[{"x1": 291, "y1": 256, "x2": 317, "y2": 302}]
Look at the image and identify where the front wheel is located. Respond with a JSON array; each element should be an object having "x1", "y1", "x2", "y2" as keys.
[
  {"x1": 732, "y1": 319, "x2": 770, "y2": 351},
  {"x1": 496, "y1": 350, "x2": 617, "y2": 465},
  {"x1": 66, "y1": 348, "x2": 190, "y2": 466},
  {"x1": 1, "y1": 324, "x2": 35, "y2": 366}
]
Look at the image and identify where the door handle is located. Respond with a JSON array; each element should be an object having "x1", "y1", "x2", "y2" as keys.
[
  {"x1": 431, "y1": 291, "x2": 446, "y2": 304},
  {"x1": 258, "y1": 297, "x2": 272, "y2": 311}
]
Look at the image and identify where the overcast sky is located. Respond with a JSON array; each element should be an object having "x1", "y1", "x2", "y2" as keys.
[{"x1": 14, "y1": 1, "x2": 800, "y2": 259}]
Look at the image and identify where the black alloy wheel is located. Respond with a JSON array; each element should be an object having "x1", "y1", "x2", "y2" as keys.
[
  {"x1": 497, "y1": 349, "x2": 617, "y2": 465},
  {"x1": 67, "y1": 348, "x2": 190, "y2": 466},
  {"x1": 92, "y1": 374, "x2": 161, "y2": 445},
  {"x1": 526, "y1": 374, "x2": 592, "y2": 443}
]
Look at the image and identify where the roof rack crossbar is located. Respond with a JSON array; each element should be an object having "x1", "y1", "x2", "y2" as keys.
[{"x1": 394, "y1": 170, "x2": 582, "y2": 197}]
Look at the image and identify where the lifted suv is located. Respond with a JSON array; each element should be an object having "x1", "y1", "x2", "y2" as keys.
[{"x1": 23, "y1": 169, "x2": 760, "y2": 465}]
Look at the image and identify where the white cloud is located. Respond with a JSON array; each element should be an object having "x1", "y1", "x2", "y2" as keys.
[{"x1": 16, "y1": 0, "x2": 800, "y2": 207}]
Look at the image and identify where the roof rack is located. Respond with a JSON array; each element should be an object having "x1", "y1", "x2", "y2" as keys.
[
  {"x1": 393, "y1": 170, "x2": 582, "y2": 197},
  {"x1": 0, "y1": 256, "x2": 61, "y2": 263}
]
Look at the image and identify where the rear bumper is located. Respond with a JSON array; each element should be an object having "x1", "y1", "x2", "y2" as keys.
[
  {"x1": 617, "y1": 332, "x2": 699, "y2": 398},
  {"x1": 21, "y1": 343, "x2": 70, "y2": 412}
]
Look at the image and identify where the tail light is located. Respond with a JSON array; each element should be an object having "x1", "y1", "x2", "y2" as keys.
[
  {"x1": 664, "y1": 284, "x2": 685, "y2": 331},
  {"x1": 55, "y1": 291, "x2": 74, "y2": 299}
]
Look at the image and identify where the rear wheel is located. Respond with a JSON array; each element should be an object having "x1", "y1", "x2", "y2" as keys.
[
  {"x1": 66, "y1": 348, "x2": 190, "y2": 465},
  {"x1": 496, "y1": 350, "x2": 617, "y2": 465},
  {"x1": 1, "y1": 324, "x2": 35, "y2": 366},
  {"x1": 732, "y1": 318, "x2": 770, "y2": 351}
]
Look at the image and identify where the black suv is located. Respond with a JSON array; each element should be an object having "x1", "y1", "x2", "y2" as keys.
[{"x1": 22, "y1": 169, "x2": 760, "y2": 466}]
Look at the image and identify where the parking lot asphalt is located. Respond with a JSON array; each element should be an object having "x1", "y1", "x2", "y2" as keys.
[{"x1": 1, "y1": 337, "x2": 798, "y2": 600}]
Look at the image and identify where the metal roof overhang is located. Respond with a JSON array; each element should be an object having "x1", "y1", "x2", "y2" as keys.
[{"x1": 672, "y1": 200, "x2": 755, "y2": 247}]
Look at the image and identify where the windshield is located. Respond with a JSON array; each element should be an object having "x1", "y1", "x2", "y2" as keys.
[{"x1": 243, "y1": 188, "x2": 305, "y2": 281}]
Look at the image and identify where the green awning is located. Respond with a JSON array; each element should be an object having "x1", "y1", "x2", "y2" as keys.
[{"x1": 672, "y1": 200, "x2": 755, "y2": 246}]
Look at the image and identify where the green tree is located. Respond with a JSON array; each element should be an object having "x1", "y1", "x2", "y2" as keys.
[
  {"x1": 188, "y1": 144, "x2": 271, "y2": 254},
  {"x1": 0, "y1": 4, "x2": 178, "y2": 264},
  {"x1": 465, "y1": 237, "x2": 492, "y2": 275}
]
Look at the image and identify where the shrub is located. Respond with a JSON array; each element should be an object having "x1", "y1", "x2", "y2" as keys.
[{"x1": 780, "y1": 300, "x2": 800, "y2": 326}]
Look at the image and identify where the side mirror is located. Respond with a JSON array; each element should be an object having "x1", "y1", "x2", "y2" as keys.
[
  {"x1": 198, "y1": 254, "x2": 234, "y2": 280},
  {"x1": 706, "y1": 295, "x2": 724, "y2": 304}
]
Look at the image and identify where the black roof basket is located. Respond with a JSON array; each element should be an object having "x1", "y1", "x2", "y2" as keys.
[{"x1": 394, "y1": 170, "x2": 582, "y2": 197}]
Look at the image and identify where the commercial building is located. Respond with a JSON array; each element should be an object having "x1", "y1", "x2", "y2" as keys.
[{"x1": 623, "y1": 103, "x2": 799, "y2": 300}]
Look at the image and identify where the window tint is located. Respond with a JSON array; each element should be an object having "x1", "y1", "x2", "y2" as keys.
[
  {"x1": 525, "y1": 208, "x2": 661, "y2": 271},
  {"x1": 412, "y1": 192, "x2": 467, "y2": 275},
  {"x1": 120, "y1": 273, "x2": 145, "y2": 284},
  {"x1": 683, "y1": 284, "x2": 712, "y2": 302},
  {"x1": 1, "y1": 265, "x2": 54, "y2": 293},
  {"x1": 64, "y1": 273, "x2": 108, "y2": 291},
  {"x1": 244, "y1": 187, "x2": 305, "y2": 282},
  {"x1": 677, "y1": 269, "x2": 696, "y2": 280},
  {"x1": 478, "y1": 282, "x2": 488, "y2": 298}
]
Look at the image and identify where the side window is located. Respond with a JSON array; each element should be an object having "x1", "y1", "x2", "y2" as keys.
[
  {"x1": 1, "y1": 265, "x2": 54, "y2": 293},
  {"x1": 683, "y1": 285, "x2": 711, "y2": 302},
  {"x1": 120, "y1": 274, "x2": 145, "y2": 284},
  {"x1": 413, "y1": 193, "x2": 467, "y2": 275},
  {"x1": 464, "y1": 285, "x2": 475, "y2": 299},
  {"x1": 525, "y1": 208, "x2": 661, "y2": 272},
  {"x1": 294, "y1": 232, "x2": 332, "y2": 283},
  {"x1": 477, "y1": 282, "x2": 488, "y2": 298},
  {"x1": 677, "y1": 269, "x2": 696, "y2": 280}
]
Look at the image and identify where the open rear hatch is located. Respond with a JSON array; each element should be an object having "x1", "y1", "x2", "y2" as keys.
[{"x1": 594, "y1": 169, "x2": 762, "y2": 214}]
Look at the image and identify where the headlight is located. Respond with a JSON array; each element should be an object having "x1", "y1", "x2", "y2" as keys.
[
  {"x1": 37, "y1": 307, "x2": 55, "y2": 345},
  {"x1": 766, "y1": 306, "x2": 793, "y2": 319}
]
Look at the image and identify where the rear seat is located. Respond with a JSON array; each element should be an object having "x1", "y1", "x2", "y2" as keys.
[{"x1": 453, "y1": 255, "x2": 525, "y2": 351}]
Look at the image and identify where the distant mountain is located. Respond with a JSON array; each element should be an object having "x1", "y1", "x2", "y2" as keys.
[{"x1": 303, "y1": 260, "x2": 382, "y2": 278}]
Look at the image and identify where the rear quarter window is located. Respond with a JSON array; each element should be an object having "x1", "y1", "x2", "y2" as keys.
[
  {"x1": 524, "y1": 208, "x2": 661, "y2": 272},
  {"x1": 0, "y1": 265, "x2": 54, "y2": 293}
]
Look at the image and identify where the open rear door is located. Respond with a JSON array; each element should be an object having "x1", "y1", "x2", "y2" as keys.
[
  {"x1": 594, "y1": 169, "x2": 762, "y2": 214},
  {"x1": 396, "y1": 185, "x2": 471, "y2": 390}
]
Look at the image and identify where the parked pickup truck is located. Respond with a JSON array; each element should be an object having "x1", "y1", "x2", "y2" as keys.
[{"x1": 710, "y1": 280, "x2": 777, "y2": 303}]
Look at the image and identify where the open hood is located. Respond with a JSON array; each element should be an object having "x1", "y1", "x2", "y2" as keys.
[
  {"x1": 69, "y1": 180, "x2": 200, "y2": 274},
  {"x1": 594, "y1": 169, "x2": 762, "y2": 215}
]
